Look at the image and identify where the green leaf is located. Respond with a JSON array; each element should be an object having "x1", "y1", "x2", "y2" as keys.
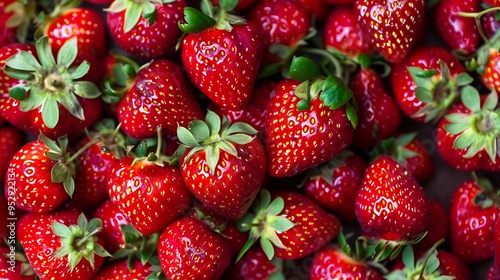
[
  {"x1": 454, "y1": 130, "x2": 476, "y2": 149},
  {"x1": 395, "y1": 132, "x2": 417, "y2": 147},
  {"x1": 63, "y1": 174, "x2": 75, "y2": 197},
  {"x1": 296, "y1": 99, "x2": 310, "y2": 110},
  {"x1": 444, "y1": 123, "x2": 469, "y2": 135},
  {"x1": 177, "y1": 126, "x2": 199, "y2": 147},
  {"x1": 143, "y1": 2, "x2": 157, "y2": 26},
  {"x1": 124, "y1": 3, "x2": 143, "y2": 33},
  {"x1": 36, "y1": 36, "x2": 56, "y2": 68},
  {"x1": 455, "y1": 72, "x2": 474, "y2": 87},
  {"x1": 260, "y1": 237, "x2": 275, "y2": 260},
  {"x1": 483, "y1": 90, "x2": 499, "y2": 111},
  {"x1": 320, "y1": 75, "x2": 352, "y2": 110},
  {"x1": 58, "y1": 93, "x2": 85, "y2": 121},
  {"x1": 178, "y1": 7, "x2": 216, "y2": 34},
  {"x1": 5, "y1": 51, "x2": 40, "y2": 71},
  {"x1": 346, "y1": 103, "x2": 358, "y2": 128},
  {"x1": 225, "y1": 134, "x2": 254, "y2": 145},
  {"x1": 401, "y1": 245, "x2": 415, "y2": 270},
  {"x1": 225, "y1": 122, "x2": 258, "y2": 136},
  {"x1": 206, "y1": 110, "x2": 221, "y2": 134},
  {"x1": 205, "y1": 144, "x2": 220, "y2": 174},
  {"x1": 51, "y1": 162, "x2": 68, "y2": 183},
  {"x1": 217, "y1": 140, "x2": 238, "y2": 157},
  {"x1": 415, "y1": 87, "x2": 433, "y2": 103},
  {"x1": 407, "y1": 66, "x2": 434, "y2": 89},
  {"x1": 189, "y1": 120, "x2": 210, "y2": 140},
  {"x1": 52, "y1": 221, "x2": 72, "y2": 237},
  {"x1": 424, "y1": 254, "x2": 440, "y2": 275},
  {"x1": 461, "y1": 86, "x2": 481, "y2": 112},
  {"x1": 289, "y1": 56, "x2": 322, "y2": 82},
  {"x1": 219, "y1": 0, "x2": 238, "y2": 11},
  {"x1": 267, "y1": 216, "x2": 294, "y2": 232},
  {"x1": 260, "y1": 189, "x2": 271, "y2": 210},
  {"x1": 87, "y1": 218, "x2": 102, "y2": 233},
  {"x1": 72, "y1": 81, "x2": 101, "y2": 99},
  {"x1": 57, "y1": 37, "x2": 78, "y2": 68},
  {"x1": 42, "y1": 97, "x2": 60, "y2": 128},
  {"x1": 236, "y1": 238, "x2": 257, "y2": 262},
  {"x1": 68, "y1": 251, "x2": 83, "y2": 271},
  {"x1": 70, "y1": 61, "x2": 90, "y2": 80},
  {"x1": 266, "y1": 197, "x2": 284, "y2": 216}
]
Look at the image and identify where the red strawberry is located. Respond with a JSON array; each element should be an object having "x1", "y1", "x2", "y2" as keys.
[
  {"x1": 179, "y1": 3, "x2": 263, "y2": 110},
  {"x1": 449, "y1": 177, "x2": 500, "y2": 263},
  {"x1": 391, "y1": 46, "x2": 470, "y2": 123},
  {"x1": 238, "y1": 190, "x2": 341, "y2": 261},
  {"x1": 92, "y1": 200, "x2": 127, "y2": 254},
  {"x1": 211, "y1": 0, "x2": 258, "y2": 10},
  {"x1": 355, "y1": 0, "x2": 425, "y2": 63},
  {"x1": 17, "y1": 209, "x2": 110, "y2": 279},
  {"x1": 92, "y1": 258, "x2": 152, "y2": 280},
  {"x1": 481, "y1": 9, "x2": 500, "y2": 39},
  {"x1": 177, "y1": 110, "x2": 266, "y2": 220},
  {"x1": 480, "y1": 49, "x2": 500, "y2": 93},
  {"x1": 350, "y1": 66, "x2": 402, "y2": 149},
  {"x1": 105, "y1": 0, "x2": 185, "y2": 59},
  {"x1": 355, "y1": 155, "x2": 430, "y2": 242},
  {"x1": 496, "y1": 218, "x2": 500, "y2": 271},
  {"x1": 303, "y1": 151, "x2": 366, "y2": 223},
  {"x1": 413, "y1": 200, "x2": 448, "y2": 251},
  {"x1": 434, "y1": 0, "x2": 480, "y2": 55},
  {"x1": 157, "y1": 216, "x2": 231, "y2": 280},
  {"x1": 0, "y1": 247, "x2": 35, "y2": 280},
  {"x1": 117, "y1": 59, "x2": 204, "y2": 140},
  {"x1": 223, "y1": 246, "x2": 284, "y2": 279},
  {"x1": 488, "y1": 264, "x2": 500, "y2": 280},
  {"x1": 290, "y1": 0, "x2": 332, "y2": 22},
  {"x1": 0, "y1": 125, "x2": 25, "y2": 185}
]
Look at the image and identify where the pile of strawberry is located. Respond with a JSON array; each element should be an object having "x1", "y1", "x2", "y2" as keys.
[{"x1": 2, "y1": 0, "x2": 500, "y2": 278}]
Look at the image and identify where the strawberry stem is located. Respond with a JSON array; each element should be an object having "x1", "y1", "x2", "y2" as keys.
[{"x1": 66, "y1": 137, "x2": 101, "y2": 163}]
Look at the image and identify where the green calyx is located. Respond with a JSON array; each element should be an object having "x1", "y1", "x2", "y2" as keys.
[
  {"x1": 52, "y1": 213, "x2": 111, "y2": 272},
  {"x1": 444, "y1": 87, "x2": 500, "y2": 163},
  {"x1": 4, "y1": 0, "x2": 36, "y2": 43},
  {"x1": 3, "y1": 36, "x2": 100, "y2": 129},
  {"x1": 236, "y1": 189, "x2": 295, "y2": 261},
  {"x1": 370, "y1": 133, "x2": 419, "y2": 165},
  {"x1": 178, "y1": 0, "x2": 243, "y2": 34},
  {"x1": 105, "y1": 0, "x2": 175, "y2": 33},
  {"x1": 472, "y1": 173, "x2": 500, "y2": 209},
  {"x1": 290, "y1": 56, "x2": 358, "y2": 128},
  {"x1": 102, "y1": 53, "x2": 140, "y2": 104},
  {"x1": 409, "y1": 61, "x2": 474, "y2": 123},
  {"x1": 127, "y1": 126, "x2": 169, "y2": 167},
  {"x1": 306, "y1": 151, "x2": 352, "y2": 186},
  {"x1": 176, "y1": 110, "x2": 257, "y2": 174},
  {"x1": 86, "y1": 118, "x2": 127, "y2": 160},
  {"x1": 111, "y1": 224, "x2": 159, "y2": 270}
]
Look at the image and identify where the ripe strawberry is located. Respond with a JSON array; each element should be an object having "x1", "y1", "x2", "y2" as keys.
[
  {"x1": 105, "y1": 0, "x2": 185, "y2": 59},
  {"x1": 391, "y1": 46, "x2": 470, "y2": 123},
  {"x1": 238, "y1": 190, "x2": 341, "y2": 261},
  {"x1": 449, "y1": 177, "x2": 500, "y2": 263},
  {"x1": 157, "y1": 216, "x2": 231, "y2": 280},
  {"x1": 323, "y1": 5, "x2": 373, "y2": 59},
  {"x1": 355, "y1": 155, "x2": 430, "y2": 242},
  {"x1": 303, "y1": 151, "x2": 366, "y2": 223},
  {"x1": 413, "y1": 200, "x2": 448, "y2": 251},
  {"x1": 355, "y1": 0, "x2": 425, "y2": 63},
  {"x1": 107, "y1": 130, "x2": 193, "y2": 236},
  {"x1": 178, "y1": 110, "x2": 266, "y2": 220},
  {"x1": 18, "y1": 209, "x2": 110, "y2": 279},
  {"x1": 179, "y1": 2, "x2": 263, "y2": 110},
  {"x1": 480, "y1": 49, "x2": 500, "y2": 93},
  {"x1": 0, "y1": 125, "x2": 25, "y2": 185},
  {"x1": 434, "y1": 0, "x2": 480, "y2": 55},
  {"x1": 117, "y1": 59, "x2": 204, "y2": 140},
  {"x1": 481, "y1": 9, "x2": 500, "y2": 39},
  {"x1": 436, "y1": 89, "x2": 500, "y2": 171},
  {"x1": 496, "y1": 219, "x2": 500, "y2": 271},
  {"x1": 290, "y1": 0, "x2": 332, "y2": 22},
  {"x1": 264, "y1": 58, "x2": 357, "y2": 177},
  {"x1": 92, "y1": 200, "x2": 127, "y2": 254},
  {"x1": 92, "y1": 258, "x2": 152, "y2": 280},
  {"x1": 223, "y1": 246, "x2": 284, "y2": 279},
  {"x1": 350, "y1": 66, "x2": 401, "y2": 149},
  {"x1": 0, "y1": 247, "x2": 35, "y2": 279}
]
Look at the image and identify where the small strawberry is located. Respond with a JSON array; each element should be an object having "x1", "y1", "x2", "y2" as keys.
[
  {"x1": 355, "y1": 155, "x2": 430, "y2": 242},
  {"x1": 179, "y1": 0, "x2": 263, "y2": 109},
  {"x1": 177, "y1": 110, "x2": 266, "y2": 220},
  {"x1": 481, "y1": 9, "x2": 500, "y2": 39},
  {"x1": 92, "y1": 200, "x2": 128, "y2": 254},
  {"x1": 0, "y1": 125, "x2": 25, "y2": 185},
  {"x1": 237, "y1": 190, "x2": 341, "y2": 261},
  {"x1": 223, "y1": 246, "x2": 284, "y2": 279},
  {"x1": 157, "y1": 216, "x2": 231, "y2": 280},
  {"x1": 91, "y1": 258, "x2": 152, "y2": 280},
  {"x1": 17, "y1": 210, "x2": 110, "y2": 279},
  {"x1": 355, "y1": 0, "x2": 425, "y2": 63}
]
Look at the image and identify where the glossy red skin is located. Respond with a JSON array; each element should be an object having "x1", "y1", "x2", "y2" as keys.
[
  {"x1": 391, "y1": 46, "x2": 466, "y2": 122},
  {"x1": 434, "y1": 0, "x2": 479, "y2": 55},
  {"x1": 6, "y1": 139, "x2": 69, "y2": 213},
  {"x1": 482, "y1": 50, "x2": 500, "y2": 93},
  {"x1": 323, "y1": 5, "x2": 373, "y2": 58},
  {"x1": 107, "y1": 156, "x2": 192, "y2": 236},
  {"x1": 322, "y1": 0, "x2": 354, "y2": 3},
  {"x1": 310, "y1": 245, "x2": 384, "y2": 280},
  {"x1": 290, "y1": 0, "x2": 331, "y2": 22},
  {"x1": 355, "y1": 156, "x2": 430, "y2": 241},
  {"x1": 92, "y1": 200, "x2": 127, "y2": 254},
  {"x1": 158, "y1": 217, "x2": 231, "y2": 280},
  {"x1": 0, "y1": 247, "x2": 34, "y2": 280},
  {"x1": 210, "y1": 0, "x2": 258, "y2": 10},
  {"x1": 181, "y1": 22, "x2": 263, "y2": 110},
  {"x1": 350, "y1": 67, "x2": 402, "y2": 149},
  {"x1": 264, "y1": 79, "x2": 354, "y2": 178},
  {"x1": 0, "y1": 43, "x2": 37, "y2": 134},
  {"x1": 181, "y1": 138, "x2": 266, "y2": 220},
  {"x1": 399, "y1": 137, "x2": 434, "y2": 183},
  {"x1": 246, "y1": 0, "x2": 311, "y2": 64},
  {"x1": 223, "y1": 246, "x2": 280, "y2": 279},
  {"x1": 0, "y1": 125, "x2": 25, "y2": 185},
  {"x1": 413, "y1": 200, "x2": 448, "y2": 251},
  {"x1": 0, "y1": 195, "x2": 8, "y2": 247},
  {"x1": 118, "y1": 59, "x2": 204, "y2": 139},
  {"x1": 303, "y1": 152, "x2": 366, "y2": 223},
  {"x1": 437, "y1": 96, "x2": 500, "y2": 171},
  {"x1": 92, "y1": 258, "x2": 151, "y2": 279},
  {"x1": 488, "y1": 264, "x2": 500, "y2": 280},
  {"x1": 18, "y1": 209, "x2": 105, "y2": 279},
  {"x1": 71, "y1": 138, "x2": 118, "y2": 214},
  {"x1": 496, "y1": 219, "x2": 500, "y2": 271},
  {"x1": 482, "y1": 10, "x2": 500, "y2": 39},
  {"x1": 271, "y1": 191, "x2": 341, "y2": 260},
  {"x1": 355, "y1": 0, "x2": 425, "y2": 63},
  {"x1": 450, "y1": 180, "x2": 500, "y2": 263},
  {"x1": 208, "y1": 80, "x2": 277, "y2": 133},
  {"x1": 106, "y1": 1, "x2": 185, "y2": 59}
]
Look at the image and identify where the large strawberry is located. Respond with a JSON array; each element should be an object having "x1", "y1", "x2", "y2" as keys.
[
  {"x1": 179, "y1": 0, "x2": 263, "y2": 110},
  {"x1": 177, "y1": 110, "x2": 266, "y2": 220},
  {"x1": 157, "y1": 216, "x2": 231, "y2": 280},
  {"x1": 264, "y1": 57, "x2": 357, "y2": 177},
  {"x1": 17, "y1": 209, "x2": 110, "y2": 279},
  {"x1": 105, "y1": 0, "x2": 185, "y2": 59},
  {"x1": 355, "y1": 0, "x2": 425, "y2": 63}
]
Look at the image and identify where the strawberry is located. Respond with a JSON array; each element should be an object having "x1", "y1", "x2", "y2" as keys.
[
  {"x1": 413, "y1": 200, "x2": 448, "y2": 251},
  {"x1": 177, "y1": 110, "x2": 266, "y2": 220},
  {"x1": 0, "y1": 247, "x2": 35, "y2": 280},
  {"x1": 179, "y1": 1, "x2": 263, "y2": 110},
  {"x1": 91, "y1": 258, "x2": 152, "y2": 280},
  {"x1": 488, "y1": 264, "x2": 500, "y2": 280},
  {"x1": 434, "y1": 0, "x2": 480, "y2": 56},
  {"x1": 290, "y1": 0, "x2": 332, "y2": 22},
  {"x1": 91, "y1": 200, "x2": 127, "y2": 254},
  {"x1": 223, "y1": 246, "x2": 284, "y2": 279},
  {"x1": 0, "y1": 125, "x2": 25, "y2": 185},
  {"x1": 480, "y1": 48, "x2": 500, "y2": 93},
  {"x1": 117, "y1": 59, "x2": 204, "y2": 140},
  {"x1": 237, "y1": 190, "x2": 341, "y2": 261},
  {"x1": 349, "y1": 66, "x2": 401, "y2": 149},
  {"x1": 157, "y1": 216, "x2": 231, "y2": 280},
  {"x1": 105, "y1": 0, "x2": 186, "y2": 59},
  {"x1": 449, "y1": 176, "x2": 500, "y2": 263},
  {"x1": 107, "y1": 129, "x2": 193, "y2": 236},
  {"x1": 496, "y1": 218, "x2": 500, "y2": 272},
  {"x1": 264, "y1": 57, "x2": 357, "y2": 177},
  {"x1": 210, "y1": 0, "x2": 257, "y2": 10},
  {"x1": 17, "y1": 209, "x2": 110, "y2": 279},
  {"x1": 481, "y1": 9, "x2": 500, "y2": 39},
  {"x1": 303, "y1": 151, "x2": 366, "y2": 223},
  {"x1": 355, "y1": 0, "x2": 425, "y2": 63},
  {"x1": 355, "y1": 155, "x2": 430, "y2": 242},
  {"x1": 436, "y1": 88, "x2": 500, "y2": 171},
  {"x1": 391, "y1": 46, "x2": 471, "y2": 123}
]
